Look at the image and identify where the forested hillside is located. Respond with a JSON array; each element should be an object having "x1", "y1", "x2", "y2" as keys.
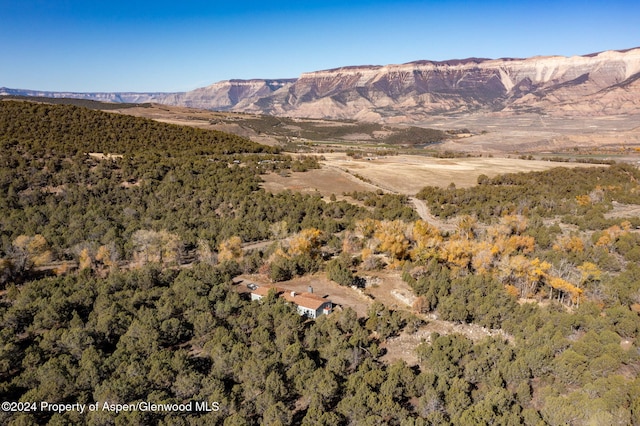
[
  {"x1": 0, "y1": 101, "x2": 364, "y2": 279},
  {"x1": 1, "y1": 100, "x2": 639, "y2": 425},
  {"x1": 0, "y1": 101, "x2": 276, "y2": 155}
]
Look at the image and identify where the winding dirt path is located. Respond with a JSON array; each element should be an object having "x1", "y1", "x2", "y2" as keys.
[
  {"x1": 409, "y1": 197, "x2": 457, "y2": 232},
  {"x1": 321, "y1": 163, "x2": 457, "y2": 233}
]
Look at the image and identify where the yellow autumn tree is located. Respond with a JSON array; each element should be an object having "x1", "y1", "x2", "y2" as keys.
[
  {"x1": 218, "y1": 236, "x2": 243, "y2": 263},
  {"x1": 498, "y1": 255, "x2": 529, "y2": 287},
  {"x1": 287, "y1": 228, "x2": 323, "y2": 258},
  {"x1": 503, "y1": 235, "x2": 536, "y2": 256},
  {"x1": 501, "y1": 214, "x2": 528, "y2": 235},
  {"x1": 595, "y1": 223, "x2": 629, "y2": 250},
  {"x1": 374, "y1": 220, "x2": 410, "y2": 261},
  {"x1": 577, "y1": 262, "x2": 601, "y2": 284},
  {"x1": 455, "y1": 215, "x2": 478, "y2": 240},
  {"x1": 361, "y1": 247, "x2": 373, "y2": 261},
  {"x1": 412, "y1": 220, "x2": 442, "y2": 242},
  {"x1": 597, "y1": 225, "x2": 619, "y2": 248},
  {"x1": 487, "y1": 222, "x2": 511, "y2": 242},
  {"x1": 440, "y1": 239, "x2": 474, "y2": 271},
  {"x1": 499, "y1": 255, "x2": 550, "y2": 298},
  {"x1": 27, "y1": 235, "x2": 52, "y2": 266},
  {"x1": 132, "y1": 230, "x2": 183, "y2": 266},
  {"x1": 553, "y1": 235, "x2": 585, "y2": 254},
  {"x1": 575, "y1": 194, "x2": 591, "y2": 206},
  {"x1": 471, "y1": 241, "x2": 494, "y2": 274},
  {"x1": 490, "y1": 236, "x2": 507, "y2": 257},
  {"x1": 595, "y1": 233, "x2": 613, "y2": 249},
  {"x1": 12, "y1": 234, "x2": 53, "y2": 270},
  {"x1": 504, "y1": 284, "x2": 520, "y2": 298},
  {"x1": 53, "y1": 262, "x2": 73, "y2": 276},
  {"x1": 78, "y1": 248, "x2": 93, "y2": 270},
  {"x1": 520, "y1": 257, "x2": 552, "y2": 298},
  {"x1": 548, "y1": 276, "x2": 583, "y2": 306},
  {"x1": 159, "y1": 231, "x2": 182, "y2": 265},
  {"x1": 95, "y1": 244, "x2": 119, "y2": 270},
  {"x1": 410, "y1": 220, "x2": 443, "y2": 263}
]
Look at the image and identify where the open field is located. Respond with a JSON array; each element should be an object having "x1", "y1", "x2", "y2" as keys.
[
  {"x1": 262, "y1": 153, "x2": 606, "y2": 196},
  {"x1": 417, "y1": 113, "x2": 640, "y2": 154},
  {"x1": 322, "y1": 153, "x2": 607, "y2": 191},
  {"x1": 260, "y1": 165, "x2": 381, "y2": 201}
]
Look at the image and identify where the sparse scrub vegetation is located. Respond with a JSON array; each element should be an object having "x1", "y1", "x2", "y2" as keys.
[
  {"x1": 1, "y1": 100, "x2": 639, "y2": 424},
  {"x1": 417, "y1": 163, "x2": 640, "y2": 223}
]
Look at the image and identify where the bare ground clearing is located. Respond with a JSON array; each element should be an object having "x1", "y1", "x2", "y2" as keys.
[
  {"x1": 260, "y1": 166, "x2": 381, "y2": 201},
  {"x1": 234, "y1": 270, "x2": 514, "y2": 366},
  {"x1": 235, "y1": 272, "x2": 373, "y2": 317},
  {"x1": 235, "y1": 270, "x2": 420, "y2": 319},
  {"x1": 362, "y1": 271, "x2": 513, "y2": 365},
  {"x1": 381, "y1": 321, "x2": 513, "y2": 366},
  {"x1": 605, "y1": 202, "x2": 640, "y2": 220},
  {"x1": 361, "y1": 270, "x2": 416, "y2": 310}
]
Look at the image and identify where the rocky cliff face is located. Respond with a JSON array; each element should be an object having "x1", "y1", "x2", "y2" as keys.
[
  {"x1": 233, "y1": 48, "x2": 640, "y2": 122},
  {"x1": 3, "y1": 48, "x2": 639, "y2": 122},
  {"x1": 164, "y1": 79, "x2": 296, "y2": 110},
  {"x1": 0, "y1": 87, "x2": 168, "y2": 104},
  {"x1": 0, "y1": 80, "x2": 295, "y2": 109}
]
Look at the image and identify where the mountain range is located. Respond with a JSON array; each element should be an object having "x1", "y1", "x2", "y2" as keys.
[{"x1": 3, "y1": 47, "x2": 640, "y2": 123}]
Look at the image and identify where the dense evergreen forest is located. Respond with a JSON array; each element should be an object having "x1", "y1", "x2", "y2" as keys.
[{"x1": 1, "y1": 100, "x2": 639, "y2": 425}]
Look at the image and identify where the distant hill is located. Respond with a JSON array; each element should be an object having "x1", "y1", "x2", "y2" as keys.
[
  {"x1": 3, "y1": 47, "x2": 640, "y2": 122},
  {"x1": 0, "y1": 100, "x2": 276, "y2": 155}
]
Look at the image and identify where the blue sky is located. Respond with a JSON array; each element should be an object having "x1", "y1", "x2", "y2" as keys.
[{"x1": 1, "y1": 0, "x2": 639, "y2": 92}]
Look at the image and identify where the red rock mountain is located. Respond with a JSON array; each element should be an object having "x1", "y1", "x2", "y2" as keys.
[{"x1": 3, "y1": 48, "x2": 639, "y2": 123}]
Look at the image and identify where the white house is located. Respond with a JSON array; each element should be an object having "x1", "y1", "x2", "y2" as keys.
[{"x1": 251, "y1": 286, "x2": 332, "y2": 319}]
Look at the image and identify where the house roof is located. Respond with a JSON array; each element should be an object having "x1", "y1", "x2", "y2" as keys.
[
  {"x1": 283, "y1": 291, "x2": 330, "y2": 311},
  {"x1": 251, "y1": 285, "x2": 284, "y2": 298},
  {"x1": 252, "y1": 285, "x2": 330, "y2": 311}
]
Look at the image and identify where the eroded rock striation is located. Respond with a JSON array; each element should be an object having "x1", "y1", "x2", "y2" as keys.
[{"x1": 3, "y1": 47, "x2": 639, "y2": 122}]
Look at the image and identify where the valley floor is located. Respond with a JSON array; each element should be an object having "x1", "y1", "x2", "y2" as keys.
[{"x1": 261, "y1": 152, "x2": 605, "y2": 198}]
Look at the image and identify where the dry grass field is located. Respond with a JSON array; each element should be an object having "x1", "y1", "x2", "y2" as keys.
[
  {"x1": 262, "y1": 153, "x2": 605, "y2": 197},
  {"x1": 323, "y1": 153, "x2": 605, "y2": 191},
  {"x1": 417, "y1": 113, "x2": 640, "y2": 154},
  {"x1": 261, "y1": 166, "x2": 379, "y2": 197}
]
